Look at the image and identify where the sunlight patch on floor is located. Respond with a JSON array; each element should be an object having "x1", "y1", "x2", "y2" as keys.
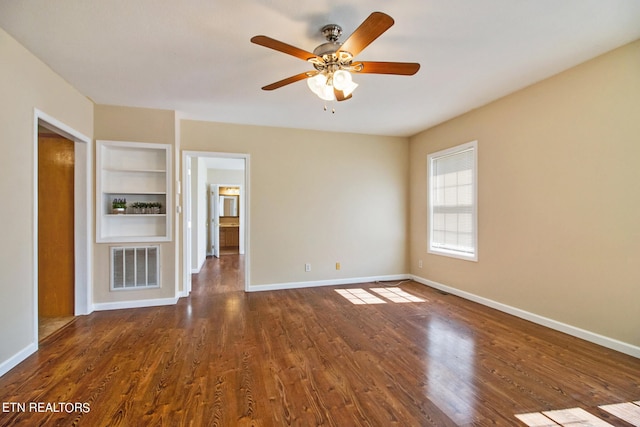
[
  {"x1": 335, "y1": 288, "x2": 426, "y2": 305},
  {"x1": 516, "y1": 402, "x2": 640, "y2": 426},
  {"x1": 599, "y1": 401, "x2": 640, "y2": 426},
  {"x1": 516, "y1": 407, "x2": 612, "y2": 426},
  {"x1": 370, "y1": 287, "x2": 425, "y2": 303},
  {"x1": 335, "y1": 289, "x2": 386, "y2": 305}
]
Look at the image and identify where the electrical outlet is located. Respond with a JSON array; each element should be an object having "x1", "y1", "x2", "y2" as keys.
[
  {"x1": 336, "y1": 262, "x2": 341, "y2": 270},
  {"x1": 305, "y1": 263, "x2": 311, "y2": 272},
  {"x1": 418, "y1": 259, "x2": 423, "y2": 268}
]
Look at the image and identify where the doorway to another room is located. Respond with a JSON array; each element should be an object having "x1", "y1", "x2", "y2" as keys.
[
  {"x1": 183, "y1": 152, "x2": 249, "y2": 296},
  {"x1": 38, "y1": 129, "x2": 75, "y2": 340},
  {"x1": 35, "y1": 112, "x2": 92, "y2": 345},
  {"x1": 210, "y1": 185, "x2": 243, "y2": 257}
]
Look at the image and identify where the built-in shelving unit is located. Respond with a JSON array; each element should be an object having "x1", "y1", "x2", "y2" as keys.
[{"x1": 96, "y1": 140, "x2": 172, "y2": 242}]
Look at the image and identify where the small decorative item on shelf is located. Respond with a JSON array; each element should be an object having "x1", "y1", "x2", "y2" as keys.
[
  {"x1": 129, "y1": 201, "x2": 163, "y2": 214},
  {"x1": 112, "y1": 198, "x2": 127, "y2": 214},
  {"x1": 130, "y1": 202, "x2": 144, "y2": 214},
  {"x1": 150, "y1": 202, "x2": 162, "y2": 214}
]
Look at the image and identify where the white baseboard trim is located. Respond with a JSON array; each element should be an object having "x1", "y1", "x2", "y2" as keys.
[
  {"x1": 0, "y1": 342, "x2": 37, "y2": 378},
  {"x1": 191, "y1": 256, "x2": 207, "y2": 274},
  {"x1": 248, "y1": 274, "x2": 411, "y2": 292},
  {"x1": 93, "y1": 296, "x2": 179, "y2": 311},
  {"x1": 411, "y1": 275, "x2": 640, "y2": 359}
]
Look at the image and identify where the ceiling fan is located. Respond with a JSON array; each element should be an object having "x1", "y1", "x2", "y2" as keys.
[{"x1": 250, "y1": 11, "x2": 420, "y2": 102}]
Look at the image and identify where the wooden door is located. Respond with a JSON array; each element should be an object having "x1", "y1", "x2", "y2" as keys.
[{"x1": 38, "y1": 134, "x2": 75, "y2": 317}]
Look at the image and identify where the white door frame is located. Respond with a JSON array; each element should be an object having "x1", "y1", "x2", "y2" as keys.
[
  {"x1": 182, "y1": 151, "x2": 250, "y2": 294},
  {"x1": 33, "y1": 109, "x2": 93, "y2": 345},
  {"x1": 211, "y1": 184, "x2": 220, "y2": 258}
]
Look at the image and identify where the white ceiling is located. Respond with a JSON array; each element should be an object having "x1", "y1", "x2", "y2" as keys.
[{"x1": 2, "y1": 1, "x2": 639, "y2": 137}]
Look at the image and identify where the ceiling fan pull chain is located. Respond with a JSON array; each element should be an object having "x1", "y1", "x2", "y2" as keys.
[{"x1": 323, "y1": 104, "x2": 336, "y2": 114}]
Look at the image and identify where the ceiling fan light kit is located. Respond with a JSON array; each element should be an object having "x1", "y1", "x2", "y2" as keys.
[
  {"x1": 307, "y1": 69, "x2": 358, "y2": 102},
  {"x1": 251, "y1": 11, "x2": 420, "y2": 105},
  {"x1": 307, "y1": 73, "x2": 336, "y2": 101}
]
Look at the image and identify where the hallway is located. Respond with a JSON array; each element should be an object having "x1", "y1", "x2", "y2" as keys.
[{"x1": 192, "y1": 254, "x2": 245, "y2": 294}]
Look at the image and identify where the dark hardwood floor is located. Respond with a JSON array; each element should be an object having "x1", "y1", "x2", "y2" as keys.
[{"x1": 0, "y1": 255, "x2": 638, "y2": 426}]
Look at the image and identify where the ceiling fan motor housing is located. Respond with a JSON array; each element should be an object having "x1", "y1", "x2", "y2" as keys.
[
  {"x1": 321, "y1": 24, "x2": 342, "y2": 42},
  {"x1": 313, "y1": 41, "x2": 342, "y2": 57},
  {"x1": 311, "y1": 24, "x2": 355, "y2": 73}
]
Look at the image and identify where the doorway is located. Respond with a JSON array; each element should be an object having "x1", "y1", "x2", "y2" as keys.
[
  {"x1": 182, "y1": 152, "x2": 250, "y2": 295},
  {"x1": 38, "y1": 130, "x2": 75, "y2": 339},
  {"x1": 210, "y1": 184, "x2": 243, "y2": 257},
  {"x1": 34, "y1": 110, "x2": 92, "y2": 345}
]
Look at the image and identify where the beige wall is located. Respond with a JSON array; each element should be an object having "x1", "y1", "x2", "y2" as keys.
[
  {"x1": 93, "y1": 105, "x2": 178, "y2": 304},
  {"x1": 181, "y1": 121, "x2": 409, "y2": 287},
  {"x1": 0, "y1": 28, "x2": 93, "y2": 365},
  {"x1": 409, "y1": 40, "x2": 640, "y2": 347}
]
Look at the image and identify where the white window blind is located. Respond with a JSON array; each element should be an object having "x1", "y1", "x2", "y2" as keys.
[{"x1": 428, "y1": 141, "x2": 477, "y2": 261}]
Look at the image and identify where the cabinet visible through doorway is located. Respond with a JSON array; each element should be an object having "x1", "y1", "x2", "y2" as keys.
[{"x1": 220, "y1": 226, "x2": 239, "y2": 248}]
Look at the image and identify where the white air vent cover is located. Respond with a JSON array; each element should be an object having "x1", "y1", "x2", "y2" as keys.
[{"x1": 111, "y1": 246, "x2": 160, "y2": 290}]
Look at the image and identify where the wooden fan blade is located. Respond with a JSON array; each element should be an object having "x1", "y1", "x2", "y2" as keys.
[
  {"x1": 251, "y1": 35, "x2": 319, "y2": 62},
  {"x1": 338, "y1": 12, "x2": 394, "y2": 57},
  {"x1": 262, "y1": 71, "x2": 318, "y2": 91},
  {"x1": 353, "y1": 61, "x2": 420, "y2": 75}
]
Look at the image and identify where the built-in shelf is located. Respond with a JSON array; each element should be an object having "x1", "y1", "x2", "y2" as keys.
[{"x1": 96, "y1": 140, "x2": 172, "y2": 243}]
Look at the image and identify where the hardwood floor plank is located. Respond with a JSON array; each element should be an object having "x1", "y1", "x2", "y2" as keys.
[{"x1": 0, "y1": 256, "x2": 638, "y2": 426}]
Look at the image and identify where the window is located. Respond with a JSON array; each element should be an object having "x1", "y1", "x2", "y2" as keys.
[{"x1": 428, "y1": 141, "x2": 478, "y2": 261}]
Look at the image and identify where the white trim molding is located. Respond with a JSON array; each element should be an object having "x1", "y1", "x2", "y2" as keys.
[
  {"x1": 0, "y1": 342, "x2": 38, "y2": 378},
  {"x1": 411, "y1": 274, "x2": 640, "y2": 359},
  {"x1": 92, "y1": 297, "x2": 179, "y2": 312},
  {"x1": 249, "y1": 274, "x2": 411, "y2": 293}
]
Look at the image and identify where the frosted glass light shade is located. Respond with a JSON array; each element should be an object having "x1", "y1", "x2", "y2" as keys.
[
  {"x1": 332, "y1": 70, "x2": 358, "y2": 96},
  {"x1": 307, "y1": 73, "x2": 335, "y2": 101},
  {"x1": 307, "y1": 74, "x2": 326, "y2": 94}
]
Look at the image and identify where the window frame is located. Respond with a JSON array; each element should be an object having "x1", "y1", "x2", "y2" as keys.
[{"x1": 427, "y1": 140, "x2": 478, "y2": 262}]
